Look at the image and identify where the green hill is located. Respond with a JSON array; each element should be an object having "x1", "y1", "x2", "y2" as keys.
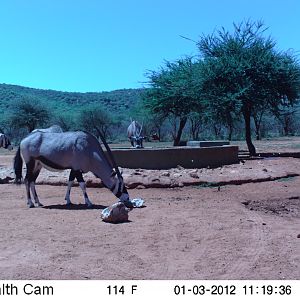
[{"x1": 0, "y1": 83, "x2": 144, "y2": 116}]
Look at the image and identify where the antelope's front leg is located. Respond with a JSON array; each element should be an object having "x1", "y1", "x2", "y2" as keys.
[
  {"x1": 65, "y1": 180, "x2": 74, "y2": 205},
  {"x1": 74, "y1": 170, "x2": 93, "y2": 208},
  {"x1": 65, "y1": 170, "x2": 78, "y2": 205},
  {"x1": 79, "y1": 182, "x2": 93, "y2": 208}
]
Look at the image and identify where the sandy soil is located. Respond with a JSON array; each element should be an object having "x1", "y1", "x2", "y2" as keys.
[{"x1": 0, "y1": 151, "x2": 300, "y2": 279}]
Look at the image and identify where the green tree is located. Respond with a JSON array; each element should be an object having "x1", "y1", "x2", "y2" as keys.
[
  {"x1": 54, "y1": 113, "x2": 75, "y2": 131},
  {"x1": 274, "y1": 105, "x2": 298, "y2": 136},
  {"x1": 188, "y1": 111, "x2": 208, "y2": 140},
  {"x1": 145, "y1": 57, "x2": 202, "y2": 146},
  {"x1": 78, "y1": 105, "x2": 114, "y2": 139},
  {"x1": 9, "y1": 98, "x2": 50, "y2": 132},
  {"x1": 197, "y1": 20, "x2": 300, "y2": 155}
]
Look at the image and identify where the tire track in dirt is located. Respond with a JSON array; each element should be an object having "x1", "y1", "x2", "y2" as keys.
[{"x1": 219, "y1": 205, "x2": 267, "y2": 279}]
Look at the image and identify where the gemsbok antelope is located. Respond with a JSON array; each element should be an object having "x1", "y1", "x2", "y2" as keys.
[
  {"x1": 0, "y1": 133, "x2": 13, "y2": 150},
  {"x1": 14, "y1": 130, "x2": 133, "y2": 209},
  {"x1": 127, "y1": 120, "x2": 144, "y2": 148}
]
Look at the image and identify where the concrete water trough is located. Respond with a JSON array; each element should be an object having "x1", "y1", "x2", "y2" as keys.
[
  {"x1": 186, "y1": 140, "x2": 230, "y2": 147},
  {"x1": 110, "y1": 145, "x2": 239, "y2": 169}
]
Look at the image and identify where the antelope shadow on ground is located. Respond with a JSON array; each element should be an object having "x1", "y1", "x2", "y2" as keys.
[{"x1": 42, "y1": 203, "x2": 107, "y2": 210}]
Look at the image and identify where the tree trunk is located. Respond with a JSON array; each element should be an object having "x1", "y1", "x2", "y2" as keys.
[
  {"x1": 283, "y1": 115, "x2": 292, "y2": 136},
  {"x1": 243, "y1": 107, "x2": 256, "y2": 156},
  {"x1": 173, "y1": 117, "x2": 187, "y2": 146},
  {"x1": 190, "y1": 118, "x2": 201, "y2": 140},
  {"x1": 158, "y1": 127, "x2": 162, "y2": 141},
  {"x1": 227, "y1": 123, "x2": 233, "y2": 141},
  {"x1": 253, "y1": 116, "x2": 262, "y2": 140},
  {"x1": 226, "y1": 111, "x2": 234, "y2": 141}
]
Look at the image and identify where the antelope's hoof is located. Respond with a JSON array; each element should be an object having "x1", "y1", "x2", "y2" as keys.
[
  {"x1": 37, "y1": 202, "x2": 44, "y2": 207},
  {"x1": 28, "y1": 203, "x2": 34, "y2": 208}
]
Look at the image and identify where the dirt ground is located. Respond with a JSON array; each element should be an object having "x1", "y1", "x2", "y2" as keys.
[{"x1": 0, "y1": 143, "x2": 300, "y2": 279}]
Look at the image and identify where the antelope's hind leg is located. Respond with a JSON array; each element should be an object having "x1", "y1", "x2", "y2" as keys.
[
  {"x1": 30, "y1": 161, "x2": 43, "y2": 207},
  {"x1": 24, "y1": 179, "x2": 34, "y2": 208},
  {"x1": 24, "y1": 159, "x2": 42, "y2": 208}
]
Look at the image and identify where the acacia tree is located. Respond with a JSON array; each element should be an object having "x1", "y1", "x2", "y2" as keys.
[
  {"x1": 145, "y1": 57, "x2": 202, "y2": 146},
  {"x1": 252, "y1": 102, "x2": 268, "y2": 140},
  {"x1": 78, "y1": 105, "x2": 113, "y2": 139},
  {"x1": 197, "y1": 20, "x2": 300, "y2": 155},
  {"x1": 188, "y1": 111, "x2": 206, "y2": 140},
  {"x1": 274, "y1": 105, "x2": 298, "y2": 136},
  {"x1": 9, "y1": 98, "x2": 50, "y2": 132},
  {"x1": 54, "y1": 113, "x2": 75, "y2": 131}
]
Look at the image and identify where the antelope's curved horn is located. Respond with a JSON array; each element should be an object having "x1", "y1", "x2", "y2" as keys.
[
  {"x1": 139, "y1": 122, "x2": 143, "y2": 136},
  {"x1": 95, "y1": 126, "x2": 123, "y2": 179}
]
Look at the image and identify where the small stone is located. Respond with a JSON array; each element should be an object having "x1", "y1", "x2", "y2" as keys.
[
  {"x1": 189, "y1": 171, "x2": 199, "y2": 179},
  {"x1": 173, "y1": 173, "x2": 182, "y2": 178},
  {"x1": 136, "y1": 185, "x2": 146, "y2": 189},
  {"x1": 297, "y1": 234, "x2": 300, "y2": 238},
  {"x1": 241, "y1": 200, "x2": 250, "y2": 206},
  {"x1": 151, "y1": 178, "x2": 160, "y2": 182},
  {"x1": 262, "y1": 222, "x2": 266, "y2": 225},
  {"x1": 161, "y1": 171, "x2": 170, "y2": 177}
]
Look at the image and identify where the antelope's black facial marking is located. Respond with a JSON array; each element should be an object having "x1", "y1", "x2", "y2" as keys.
[{"x1": 115, "y1": 182, "x2": 127, "y2": 198}]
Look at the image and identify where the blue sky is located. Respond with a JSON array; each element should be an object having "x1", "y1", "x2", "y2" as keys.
[{"x1": 0, "y1": 0, "x2": 300, "y2": 92}]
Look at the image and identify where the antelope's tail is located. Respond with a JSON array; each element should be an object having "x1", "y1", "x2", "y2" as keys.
[{"x1": 14, "y1": 147, "x2": 23, "y2": 184}]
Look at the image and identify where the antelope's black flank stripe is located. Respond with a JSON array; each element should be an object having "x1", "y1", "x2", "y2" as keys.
[{"x1": 37, "y1": 156, "x2": 67, "y2": 170}]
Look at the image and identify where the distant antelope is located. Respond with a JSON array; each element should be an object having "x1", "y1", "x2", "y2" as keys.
[
  {"x1": 127, "y1": 120, "x2": 144, "y2": 148},
  {"x1": 0, "y1": 133, "x2": 13, "y2": 150}
]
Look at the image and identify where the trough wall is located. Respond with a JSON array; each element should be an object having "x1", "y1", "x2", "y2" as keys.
[{"x1": 110, "y1": 146, "x2": 239, "y2": 169}]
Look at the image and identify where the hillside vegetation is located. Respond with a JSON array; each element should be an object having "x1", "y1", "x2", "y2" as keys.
[
  {"x1": 0, "y1": 83, "x2": 143, "y2": 116},
  {"x1": 0, "y1": 83, "x2": 146, "y2": 141},
  {"x1": 1, "y1": 82, "x2": 300, "y2": 144}
]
